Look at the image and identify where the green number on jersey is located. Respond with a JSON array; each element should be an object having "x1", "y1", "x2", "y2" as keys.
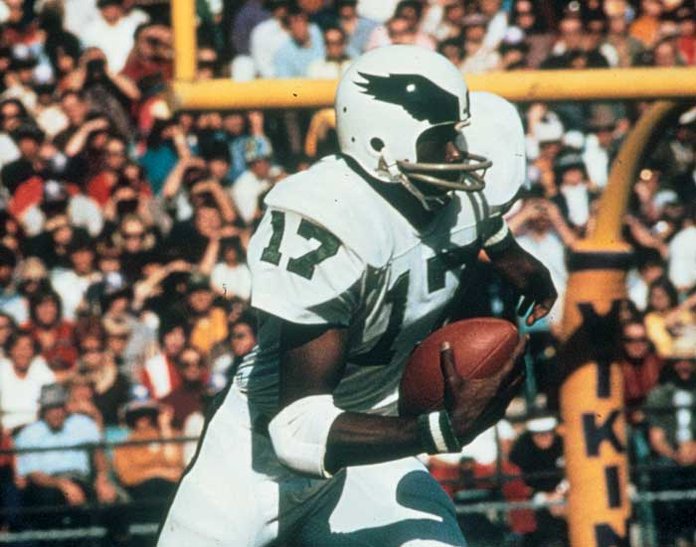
[
  {"x1": 287, "y1": 219, "x2": 341, "y2": 280},
  {"x1": 353, "y1": 271, "x2": 410, "y2": 365},
  {"x1": 260, "y1": 211, "x2": 341, "y2": 280},
  {"x1": 260, "y1": 210, "x2": 285, "y2": 265}
]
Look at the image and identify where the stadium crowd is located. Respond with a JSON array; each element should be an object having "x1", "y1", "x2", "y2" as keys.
[{"x1": 0, "y1": 0, "x2": 694, "y2": 545}]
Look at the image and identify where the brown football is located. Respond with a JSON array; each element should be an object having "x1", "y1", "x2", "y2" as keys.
[{"x1": 398, "y1": 318, "x2": 519, "y2": 417}]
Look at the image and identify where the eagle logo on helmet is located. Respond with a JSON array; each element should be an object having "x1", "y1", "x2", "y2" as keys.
[{"x1": 355, "y1": 72, "x2": 463, "y2": 125}]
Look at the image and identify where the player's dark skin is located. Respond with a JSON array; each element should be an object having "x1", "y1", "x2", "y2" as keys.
[
  {"x1": 277, "y1": 130, "x2": 556, "y2": 474},
  {"x1": 277, "y1": 320, "x2": 528, "y2": 474}
]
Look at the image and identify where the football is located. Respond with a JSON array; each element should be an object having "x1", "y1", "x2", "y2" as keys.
[{"x1": 398, "y1": 318, "x2": 519, "y2": 417}]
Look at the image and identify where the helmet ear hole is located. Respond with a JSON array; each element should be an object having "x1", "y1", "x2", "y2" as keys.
[{"x1": 370, "y1": 138, "x2": 385, "y2": 152}]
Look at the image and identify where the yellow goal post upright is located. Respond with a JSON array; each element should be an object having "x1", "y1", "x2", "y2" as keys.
[
  {"x1": 168, "y1": 3, "x2": 696, "y2": 545},
  {"x1": 557, "y1": 100, "x2": 688, "y2": 547}
]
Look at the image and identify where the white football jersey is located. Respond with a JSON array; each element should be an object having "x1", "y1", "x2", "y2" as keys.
[{"x1": 236, "y1": 155, "x2": 501, "y2": 416}]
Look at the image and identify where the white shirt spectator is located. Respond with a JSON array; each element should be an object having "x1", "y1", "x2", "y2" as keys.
[
  {"x1": 357, "y1": 0, "x2": 400, "y2": 23},
  {"x1": 517, "y1": 230, "x2": 568, "y2": 325},
  {"x1": 250, "y1": 18, "x2": 289, "y2": 78},
  {"x1": 626, "y1": 270, "x2": 650, "y2": 312},
  {"x1": 61, "y1": 0, "x2": 100, "y2": 38},
  {"x1": 0, "y1": 356, "x2": 55, "y2": 431},
  {"x1": 668, "y1": 225, "x2": 696, "y2": 293},
  {"x1": 483, "y1": 10, "x2": 508, "y2": 50},
  {"x1": 560, "y1": 184, "x2": 591, "y2": 229},
  {"x1": 307, "y1": 57, "x2": 353, "y2": 79},
  {"x1": 50, "y1": 268, "x2": 101, "y2": 321},
  {"x1": 211, "y1": 262, "x2": 252, "y2": 301},
  {"x1": 80, "y1": 11, "x2": 145, "y2": 73},
  {"x1": 583, "y1": 133, "x2": 610, "y2": 189},
  {"x1": 21, "y1": 195, "x2": 104, "y2": 237},
  {"x1": 230, "y1": 169, "x2": 274, "y2": 226},
  {"x1": 460, "y1": 48, "x2": 501, "y2": 74},
  {"x1": 0, "y1": 134, "x2": 20, "y2": 171}
]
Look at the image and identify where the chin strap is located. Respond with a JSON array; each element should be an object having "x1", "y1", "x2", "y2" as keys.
[{"x1": 377, "y1": 151, "x2": 449, "y2": 212}]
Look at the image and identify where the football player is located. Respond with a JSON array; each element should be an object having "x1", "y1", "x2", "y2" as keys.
[{"x1": 158, "y1": 45, "x2": 556, "y2": 546}]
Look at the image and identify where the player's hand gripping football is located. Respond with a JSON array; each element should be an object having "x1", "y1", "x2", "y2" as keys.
[{"x1": 440, "y1": 336, "x2": 527, "y2": 445}]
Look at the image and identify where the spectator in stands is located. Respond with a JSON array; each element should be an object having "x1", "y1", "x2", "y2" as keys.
[
  {"x1": 0, "y1": 245, "x2": 28, "y2": 324},
  {"x1": 230, "y1": 0, "x2": 268, "y2": 61},
  {"x1": 480, "y1": 0, "x2": 508, "y2": 51},
  {"x1": 273, "y1": 6, "x2": 325, "y2": 78},
  {"x1": 76, "y1": 324, "x2": 131, "y2": 431},
  {"x1": 66, "y1": 374, "x2": 105, "y2": 430},
  {"x1": 0, "y1": 312, "x2": 16, "y2": 360},
  {"x1": 113, "y1": 214, "x2": 158, "y2": 283},
  {"x1": 52, "y1": 92, "x2": 89, "y2": 151},
  {"x1": 14, "y1": 383, "x2": 120, "y2": 528},
  {"x1": 526, "y1": 106, "x2": 564, "y2": 197},
  {"x1": 79, "y1": 0, "x2": 144, "y2": 74},
  {"x1": 674, "y1": 6, "x2": 695, "y2": 65},
  {"x1": 161, "y1": 346, "x2": 208, "y2": 431},
  {"x1": 0, "y1": 425, "x2": 20, "y2": 531},
  {"x1": 76, "y1": 48, "x2": 141, "y2": 139},
  {"x1": 645, "y1": 277, "x2": 695, "y2": 359},
  {"x1": 231, "y1": 138, "x2": 281, "y2": 226},
  {"x1": 214, "y1": 110, "x2": 266, "y2": 184},
  {"x1": 102, "y1": 314, "x2": 133, "y2": 371},
  {"x1": 121, "y1": 22, "x2": 173, "y2": 85},
  {"x1": 510, "y1": 415, "x2": 568, "y2": 547},
  {"x1": 0, "y1": 329, "x2": 55, "y2": 434},
  {"x1": 626, "y1": 250, "x2": 666, "y2": 313},
  {"x1": 551, "y1": 151, "x2": 596, "y2": 236},
  {"x1": 367, "y1": 10, "x2": 434, "y2": 51},
  {"x1": 112, "y1": 400, "x2": 183, "y2": 520},
  {"x1": 160, "y1": 155, "x2": 208, "y2": 222},
  {"x1": 210, "y1": 236, "x2": 252, "y2": 302},
  {"x1": 197, "y1": 46, "x2": 222, "y2": 81},
  {"x1": 307, "y1": 26, "x2": 353, "y2": 79},
  {"x1": 85, "y1": 134, "x2": 129, "y2": 208},
  {"x1": 200, "y1": 141, "x2": 234, "y2": 189},
  {"x1": 0, "y1": 123, "x2": 47, "y2": 196},
  {"x1": 165, "y1": 198, "x2": 232, "y2": 264},
  {"x1": 619, "y1": 318, "x2": 664, "y2": 415},
  {"x1": 601, "y1": 9, "x2": 644, "y2": 68},
  {"x1": 14, "y1": 176, "x2": 104, "y2": 239},
  {"x1": 0, "y1": 98, "x2": 25, "y2": 170},
  {"x1": 645, "y1": 354, "x2": 696, "y2": 546},
  {"x1": 183, "y1": 272, "x2": 228, "y2": 356},
  {"x1": 334, "y1": 0, "x2": 377, "y2": 57},
  {"x1": 630, "y1": 0, "x2": 664, "y2": 49},
  {"x1": 582, "y1": 105, "x2": 620, "y2": 191},
  {"x1": 0, "y1": 211, "x2": 24, "y2": 254},
  {"x1": 211, "y1": 310, "x2": 258, "y2": 385},
  {"x1": 650, "y1": 36, "x2": 686, "y2": 68},
  {"x1": 139, "y1": 118, "x2": 192, "y2": 196},
  {"x1": 668, "y1": 206, "x2": 696, "y2": 296},
  {"x1": 428, "y1": 0, "x2": 464, "y2": 44},
  {"x1": 249, "y1": 0, "x2": 292, "y2": 78},
  {"x1": 141, "y1": 319, "x2": 187, "y2": 400},
  {"x1": 25, "y1": 289, "x2": 77, "y2": 379},
  {"x1": 50, "y1": 231, "x2": 100, "y2": 321}
]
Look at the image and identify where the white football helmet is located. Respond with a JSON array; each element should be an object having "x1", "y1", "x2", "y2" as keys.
[
  {"x1": 462, "y1": 91, "x2": 527, "y2": 214},
  {"x1": 336, "y1": 45, "x2": 492, "y2": 209}
]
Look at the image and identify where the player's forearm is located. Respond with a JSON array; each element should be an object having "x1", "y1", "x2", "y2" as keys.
[{"x1": 324, "y1": 412, "x2": 422, "y2": 474}]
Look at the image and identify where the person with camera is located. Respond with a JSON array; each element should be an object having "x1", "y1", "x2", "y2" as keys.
[
  {"x1": 64, "y1": 48, "x2": 140, "y2": 140},
  {"x1": 121, "y1": 22, "x2": 173, "y2": 85}
]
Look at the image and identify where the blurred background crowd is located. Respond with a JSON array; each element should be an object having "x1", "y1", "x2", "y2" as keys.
[{"x1": 0, "y1": 0, "x2": 694, "y2": 545}]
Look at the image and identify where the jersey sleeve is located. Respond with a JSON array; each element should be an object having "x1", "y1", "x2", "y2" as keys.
[{"x1": 248, "y1": 208, "x2": 365, "y2": 326}]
